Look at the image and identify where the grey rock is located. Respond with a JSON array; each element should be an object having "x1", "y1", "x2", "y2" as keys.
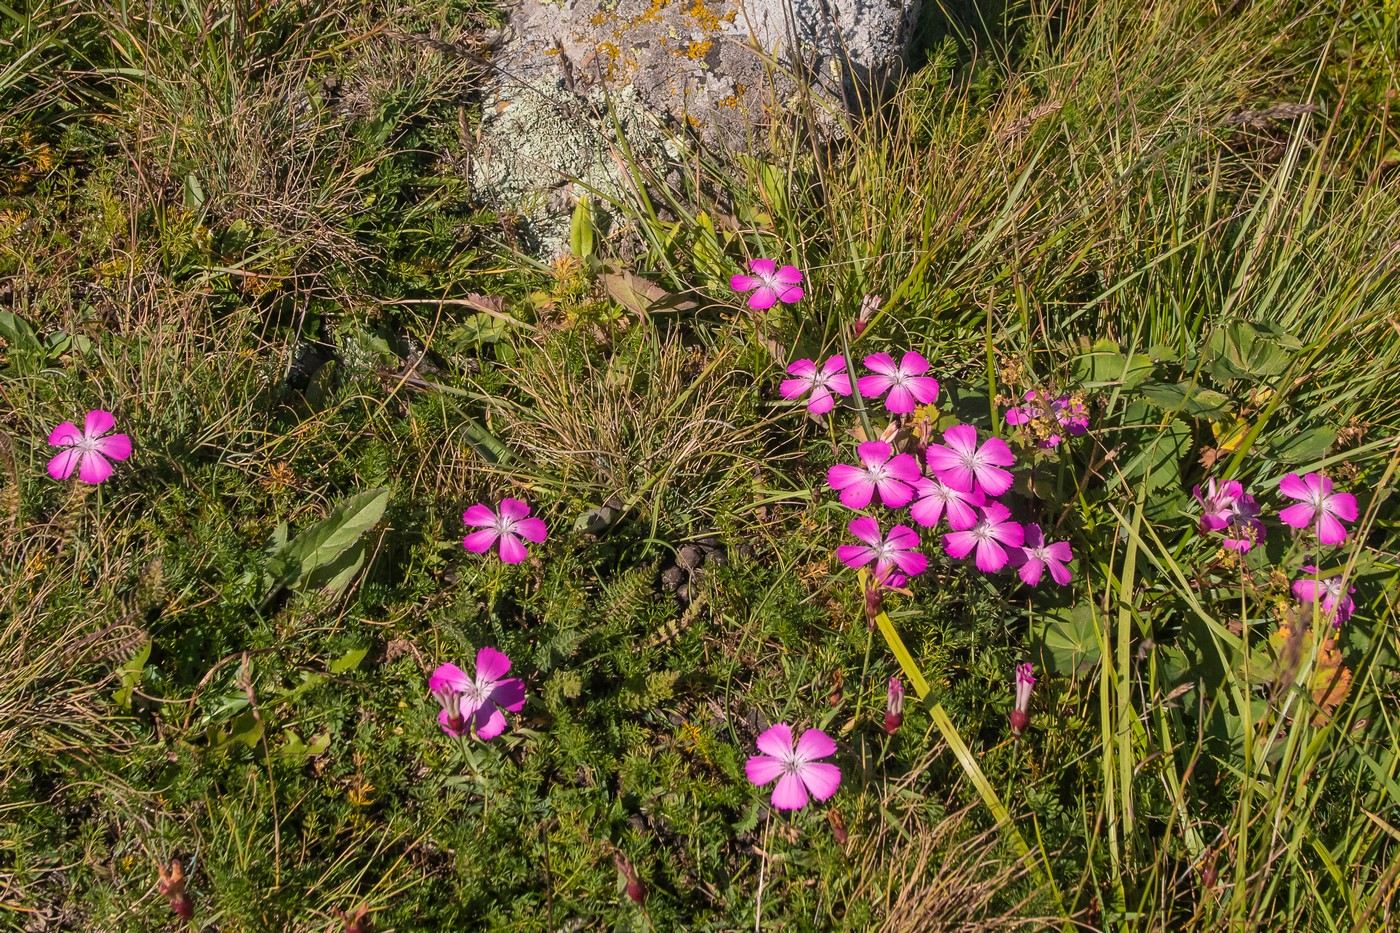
[{"x1": 472, "y1": 0, "x2": 921, "y2": 253}]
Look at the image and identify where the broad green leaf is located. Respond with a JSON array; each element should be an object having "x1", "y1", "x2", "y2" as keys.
[
  {"x1": 275, "y1": 487, "x2": 389, "y2": 595},
  {"x1": 329, "y1": 645, "x2": 369, "y2": 674},
  {"x1": 1137, "y1": 381, "x2": 1232, "y2": 420},
  {"x1": 1034, "y1": 603, "x2": 1102, "y2": 674},
  {"x1": 1205, "y1": 320, "x2": 1299, "y2": 382},
  {"x1": 1268, "y1": 425, "x2": 1337, "y2": 465},
  {"x1": 1071, "y1": 339, "x2": 1155, "y2": 389},
  {"x1": 570, "y1": 195, "x2": 595, "y2": 261}
]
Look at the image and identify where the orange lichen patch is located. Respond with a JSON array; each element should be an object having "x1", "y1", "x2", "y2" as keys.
[
  {"x1": 685, "y1": 0, "x2": 734, "y2": 31},
  {"x1": 684, "y1": 39, "x2": 713, "y2": 60},
  {"x1": 589, "y1": 11, "x2": 609, "y2": 25}
]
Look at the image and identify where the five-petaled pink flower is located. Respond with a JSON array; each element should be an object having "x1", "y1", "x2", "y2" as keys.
[
  {"x1": 1292, "y1": 565, "x2": 1356, "y2": 627},
  {"x1": 462, "y1": 498, "x2": 548, "y2": 564},
  {"x1": 781, "y1": 357, "x2": 852, "y2": 415},
  {"x1": 1009, "y1": 523, "x2": 1074, "y2": 586},
  {"x1": 856, "y1": 351, "x2": 940, "y2": 414},
  {"x1": 909, "y1": 475, "x2": 984, "y2": 531},
  {"x1": 47, "y1": 410, "x2": 132, "y2": 485},
  {"x1": 943, "y1": 502, "x2": 1025, "y2": 573},
  {"x1": 1010, "y1": 663, "x2": 1035, "y2": 735},
  {"x1": 429, "y1": 647, "x2": 527, "y2": 740},
  {"x1": 827, "y1": 441, "x2": 922, "y2": 510},
  {"x1": 925, "y1": 424, "x2": 1017, "y2": 498},
  {"x1": 730, "y1": 258, "x2": 804, "y2": 310},
  {"x1": 836, "y1": 516, "x2": 928, "y2": 581},
  {"x1": 744, "y1": 723, "x2": 842, "y2": 811},
  {"x1": 1278, "y1": 473, "x2": 1358, "y2": 546}
]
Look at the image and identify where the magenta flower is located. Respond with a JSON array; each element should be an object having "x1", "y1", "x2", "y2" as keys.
[
  {"x1": 1009, "y1": 523, "x2": 1074, "y2": 586},
  {"x1": 1052, "y1": 396, "x2": 1089, "y2": 436},
  {"x1": 943, "y1": 502, "x2": 1025, "y2": 573},
  {"x1": 1292, "y1": 565, "x2": 1356, "y2": 627},
  {"x1": 883, "y1": 676, "x2": 905, "y2": 735},
  {"x1": 47, "y1": 410, "x2": 132, "y2": 485},
  {"x1": 1004, "y1": 391, "x2": 1043, "y2": 427},
  {"x1": 744, "y1": 723, "x2": 842, "y2": 811},
  {"x1": 780, "y1": 357, "x2": 852, "y2": 415},
  {"x1": 1192, "y1": 478, "x2": 1265, "y2": 553},
  {"x1": 909, "y1": 475, "x2": 984, "y2": 531},
  {"x1": 1010, "y1": 663, "x2": 1035, "y2": 735},
  {"x1": 836, "y1": 516, "x2": 928, "y2": 581},
  {"x1": 1278, "y1": 473, "x2": 1358, "y2": 546},
  {"x1": 827, "y1": 441, "x2": 922, "y2": 510},
  {"x1": 428, "y1": 647, "x2": 527, "y2": 740},
  {"x1": 729, "y1": 258, "x2": 804, "y2": 310},
  {"x1": 856, "y1": 351, "x2": 940, "y2": 414},
  {"x1": 462, "y1": 498, "x2": 548, "y2": 563},
  {"x1": 925, "y1": 424, "x2": 1017, "y2": 497}
]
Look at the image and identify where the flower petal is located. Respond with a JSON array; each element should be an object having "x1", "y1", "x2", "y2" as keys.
[
  {"x1": 827, "y1": 462, "x2": 865, "y2": 491},
  {"x1": 77, "y1": 451, "x2": 113, "y2": 485},
  {"x1": 429, "y1": 662, "x2": 471, "y2": 694},
  {"x1": 499, "y1": 498, "x2": 531, "y2": 520},
  {"x1": 770, "y1": 772, "x2": 810, "y2": 810},
  {"x1": 898, "y1": 351, "x2": 929, "y2": 375},
  {"x1": 730, "y1": 273, "x2": 758, "y2": 292},
  {"x1": 745, "y1": 754, "x2": 786, "y2": 786},
  {"x1": 1278, "y1": 473, "x2": 1310, "y2": 500},
  {"x1": 94, "y1": 433, "x2": 132, "y2": 461},
  {"x1": 497, "y1": 532, "x2": 528, "y2": 564},
  {"x1": 1316, "y1": 512, "x2": 1348, "y2": 546},
  {"x1": 1326, "y1": 492, "x2": 1358, "y2": 522},
  {"x1": 786, "y1": 358, "x2": 818, "y2": 378},
  {"x1": 463, "y1": 527, "x2": 500, "y2": 553},
  {"x1": 48, "y1": 421, "x2": 81, "y2": 446},
  {"x1": 463, "y1": 504, "x2": 497, "y2": 527},
  {"x1": 748, "y1": 258, "x2": 777, "y2": 277},
  {"x1": 47, "y1": 448, "x2": 82, "y2": 481},
  {"x1": 1278, "y1": 502, "x2": 1316, "y2": 531},
  {"x1": 799, "y1": 761, "x2": 842, "y2": 802},
  {"x1": 848, "y1": 515, "x2": 884, "y2": 546},
  {"x1": 856, "y1": 441, "x2": 893, "y2": 465},
  {"x1": 807, "y1": 389, "x2": 836, "y2": 414},
  {"x1": 747, "y1": 287, "x2": 778, "y2": 310},
  {"x1": 515, "y1": 517, "x2": 549, "y2": 544},
  {"x1": 475, "y1": 646, "x2": 513, "y2": 682},
  {"x1": 862, "y1": 352, "x2": 897, "y2": 376},
  {"x1": 856, "y1": 374, "x2": 893, "y2": 398},
  {"x1": 884, "y1": 383, "x2": 916, "y2": 414},
  {"x1": 780, "y1": 377, "x2": 812, "y2": 400},
  {"x1": 473, "y1": 706, "x2": 508, "y2": 740},
  {"x1": 890, "y1": 549, "x2": 927, "y2": 577},
  {"x1": 875, "y1": 477, "x2": 914, "y2": 508},
  {"x1": 490, "y1": 677, "x2": 527, "y2": 712},
  {"x1": 755, "y1": 723, "x2": 795, "y2": 759},
  {"x1": 1018, "y1": 557, "x2": 1045, "y2": 586},
  {"x1": 796, "y1": 728, "x2": 836, "y2": 759},
  {"x1": 776, "y1": 284, "x2": 804, "y2": 304},
  {"x1": 943, "y1": 530, "x2": 976, "y2": 560},
  {"x1": 84, "y1": 409, "x2": 116, "y2": 438},
  {"x1": 835, "y1": 544, "x2": 877, "y2": 568},
  {"x1": 837, "y1": 481, "x2": 876, "y2": 510},
  {"x1": 942, "y1": 423, "x2": 978, "y2": 454},
  {"x1": 974, "y1": 539, "x2": 1009, "y2": 573},
  {"x1": 773, "y1": 264, "x2": 803, "y2": 285}
]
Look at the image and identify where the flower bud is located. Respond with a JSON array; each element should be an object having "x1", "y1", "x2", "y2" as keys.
[
  {"x1": 883, "y1": 676, "x2": 905, "y2": 734},
  {"x1": 1010, "y1": 663, "x2": 1036, "y2": 736}
]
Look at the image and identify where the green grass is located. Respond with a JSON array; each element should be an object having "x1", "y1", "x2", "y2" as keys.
[{"x1": 2, "y1": 0, "x2": 1399, "y2": 928}]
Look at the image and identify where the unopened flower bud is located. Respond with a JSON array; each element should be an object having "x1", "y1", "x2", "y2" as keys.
[
  {"x1": 883, "y1": 676, "x2": 905, "y2": 734},
  {"x1": 1010, "y1": 663, "x2": 1036, "y2": 736}
]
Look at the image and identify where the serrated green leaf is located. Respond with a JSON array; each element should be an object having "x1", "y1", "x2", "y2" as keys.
[{"x1": 1137, "y1": 381, "x2": 1232, "y2": 419}]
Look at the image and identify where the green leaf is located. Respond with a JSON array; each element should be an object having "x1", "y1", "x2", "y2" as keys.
[
  {"x1": 112, "y1": 640, "x2": 152, "y2": 711},
  {"x1": 329, "y1": 645, "x2": 369, "y2": 674},
  {"x1": 273, "y1": 487, "x2": 390, "y2": 596},
  {"x1": 1137, "y1": 381, "x2": 1232, "y2": 420},
  {"x1": 1071, "y1": 339, "x2": 1155, "y2": 389},
  {"x1": 1205, "y1": 320, "x2": 1299, "y2": 382},
  {"x1": 570, "y1": 195, "x2": 595, "y2": 261},
  {"x1": 1033, "y1": 603, "x2": 1102, "y2": 675},
  {"x1": 1269, "y1": 425, "x2": 1337, "y2": 465}
]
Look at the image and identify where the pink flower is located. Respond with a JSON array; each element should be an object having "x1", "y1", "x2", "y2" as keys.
[
  {"x1": 1006, "y1": 392, "x2": 1088, "y2": 448},
  {"x1": 428, "y1": 647, "x2": 527, "y2": 740},
  {"x1": 744, "y1": 723, "x2": 842, "y2": 810},
  {"x1": 729, "y1": 258, "x2": 804, "y2": 310},
  {"x1": 462, "y1": 498, "x2": 549, "y2": 563},
  {"x1": 826, "y1": 441, "x2": 922, "y2": 510},
  {"x1": 856, "y1": 351, "x2": 939, "y2": 414},
  {"x1": 1004, "y1": 390, "x2": 1043, "y2": 427},
  {"x1": 1052, "y1": 396, "x2": 1089, "y2": 436},
  {"x1": 780, "y1": 357, "x2": 852, "y2": 415},
  {"x1": 1292, "y1": 565, "x2": 1356, "y2": 627},
  {"x1": 909, "y1": 475, "x2": 984, "y2": 531},
  {"x1": 1192, "y1": 478, "x2": 1265, "y2": 553},
  {"x1": 925, "y1": 424, "x2": 1016, "y2": 497},
  {"x1": 1009, "y1": 523, "x2": 1074, "y2": 586},
  {"x1": 883, "y1": 676, "x2": 905, "y2": 735},
  {"x1": 1010, "y1": 663, "x2": 1035, "y2": 735},
  {"x1": 47, "y1": 410, "x2": 132, "y2": 485},
  {"x1": 1278, "y1": 473, "x2": 1358, "y2": 546},
  {"x1": 942, "y1": 502, "x2": 1024, "y2": 573},
  {"x1": 836, "y1": 515, "x2": 928, "y2": 581}
]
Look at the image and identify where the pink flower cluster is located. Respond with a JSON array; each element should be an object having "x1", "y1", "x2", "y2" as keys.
[
  {"x1": 825, "y1": 419, "x2": 1074, "y2": 586},
  {"x1": 779, "y1": 350, "x2": 939, "y2": 416},
  {"x1": 1005, "y1": 391, "x2": 1089, "y2": 448},
  {"x1": 1191, "y1": 471, "x2": 1361, "y2": 625}
]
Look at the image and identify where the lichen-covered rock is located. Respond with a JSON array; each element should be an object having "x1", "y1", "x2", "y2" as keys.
[{"x1": 474, "y1": 0, "x2": 922, "y2": 253}]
